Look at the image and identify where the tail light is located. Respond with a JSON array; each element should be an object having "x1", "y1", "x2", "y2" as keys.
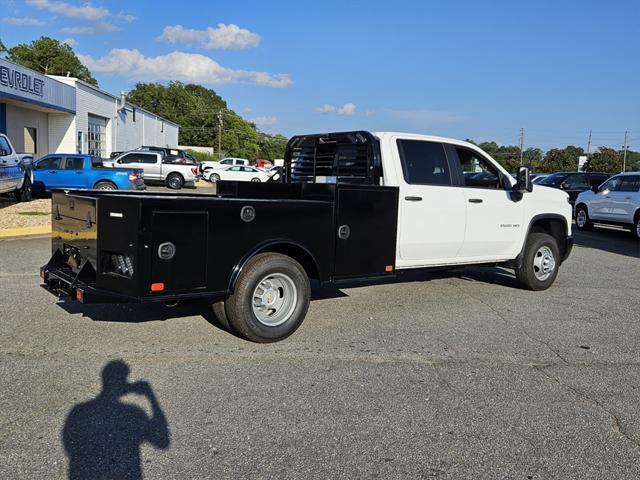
[
  {"x1": 191, "y1": 167, "x2": 198, "y2": 175},
  {"x1": 128, "y1": 172, "x2": 138, "y2": 183}
]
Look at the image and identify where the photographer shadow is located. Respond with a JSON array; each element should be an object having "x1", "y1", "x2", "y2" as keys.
[{"x1": 62, "y1": 360, "x2": 170, "y2": 480}]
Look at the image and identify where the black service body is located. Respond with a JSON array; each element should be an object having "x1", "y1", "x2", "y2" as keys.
[{"x1": 41, "y1": 132, "x2": 400, "y2": 304}]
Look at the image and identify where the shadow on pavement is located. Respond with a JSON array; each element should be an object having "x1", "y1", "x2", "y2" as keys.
[
  {"x1": 574, "y1": 228, "x2": 640, "y2": 258},
  {"x1": 62, "y1": 360, "x2": 170, "y2": 480}
]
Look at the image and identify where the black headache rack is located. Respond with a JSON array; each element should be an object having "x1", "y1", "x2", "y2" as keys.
[{"x1": 41, "y1": 131, "x2": 399, "y2": 305}]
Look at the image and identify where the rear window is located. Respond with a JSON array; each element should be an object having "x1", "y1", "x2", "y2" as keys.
[
  {"x1": 397, "y1": 140, "x2": 451, "y2": 186},
  {"x1": 620, "y1": 176, "x2": 640, "y2": 192},
  {"x1": 538, "y1": 173, "x2": 569, "y2": 186}
]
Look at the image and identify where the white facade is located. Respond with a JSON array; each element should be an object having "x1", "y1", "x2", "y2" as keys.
[{"x1": 0, "y1": 58, "x2": 178, "y2": 159}]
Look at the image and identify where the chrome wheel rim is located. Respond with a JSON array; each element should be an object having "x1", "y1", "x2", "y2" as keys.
[
  {"x1": 169, "y1": 178, "x2": 180, "y2": 188},
  {"x1": 252, "y1": 273, "x2": 297, "y2": 327},
  {"x1": 576, "y1": 210, "x2": 587, "y2": 228},
  {"x1": 636, "y1": 220, "x2": 640, "y2": 238},
  {"x1": 98, "y1": 184, "x2": 114, "y2": 190},
  {"x1": 533, "y1": 246, "x2": 556, "y2": 281}
]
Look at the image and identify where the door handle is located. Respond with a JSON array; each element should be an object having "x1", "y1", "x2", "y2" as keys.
[
  {"x1": 50, "y1": 171, "x2": 57, "y2": 174},
  {"x1": 75, "y1": 171, "x2": 83, "y2": 174},
  {"x1": 468, "y1": 198, "x2": 483, "y2": 203},
  {"x1": 404, "y1": 196, "x2": 422, "y2": 201},
  {"x1": 605, "y1": 196, "x2": 611, "y2": 199},
  {"x1": 625, "y1": 197, "x2": 632, "y2": 200}
]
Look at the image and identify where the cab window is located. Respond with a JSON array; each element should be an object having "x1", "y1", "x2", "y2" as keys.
[
  {"x1": 397, "y1": 140, "x2": 452, "y2": 186},
  {"x1": 37, "y1": 157, "x2": 63, "y2": 170},
  {"x1": 563, "y1": 174, "x2": 589, "y2": 189},
  {"x1": 63, "y1": 157, "x2": 84, "y2": 170},
  {"x1": 221, "y1": 159, "x2": 233, "y2": 165},
  {"x1": 455, "y1": 147, "x2": 502, "y2": 189},
  {"x1": 600, "y1": 176, "x2": 622, "y2": 192}
]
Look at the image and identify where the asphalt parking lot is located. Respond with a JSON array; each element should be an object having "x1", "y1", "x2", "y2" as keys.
[{"x1": 0, "y1": 228, "x2": 639, "y2": 479}]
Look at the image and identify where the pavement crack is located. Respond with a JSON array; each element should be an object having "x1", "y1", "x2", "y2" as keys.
[{"x1": 534, "y1": 365, "x2": 640, "y2": 451}]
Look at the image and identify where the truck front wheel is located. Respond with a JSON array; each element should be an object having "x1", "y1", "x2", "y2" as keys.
[
  {"x1": 15, "y1": 175, "x2": 32, "y2": 202},
  {"x1": 515, "y1": 233, "x2": 560, "y2": 291},
  {"x1": 224, "y1": 253, "x2": 310, "y2": 343}
]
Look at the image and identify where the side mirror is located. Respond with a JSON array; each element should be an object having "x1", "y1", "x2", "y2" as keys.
[
  {"x1": 515, "y1": 166, "x2": 533, "y2": 193},
  {"x1": 560, "y1": 182, "x2": 569, "y2": 190}
]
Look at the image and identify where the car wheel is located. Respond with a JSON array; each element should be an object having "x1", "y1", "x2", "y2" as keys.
[
  {"x1": 575, "y1": 205, "x2": 593, "y2": 231},
  {"x1": 166, "y1": 173, "x2": 184, "y2": 190},
  {"x1": 15, "y1": 175, "x2": 33, "y2": 202},
  {"x1": 224, "y1": 253, "x2": 310, "y2": 343},
  {"x1": 633, "y1": 212, "x2": 640, "y2": 241},
  {"x1": 251, "y1": 177, "x2": 261, "y2": 182},
  {"x1": 515, "y1": 233, "x2": 560, "y2": 291},
  {"x1": 93, "y1": 181, "x2": 117, "y2": 191},
  {"x1": 211, "y1": 173, "x2": 220, "y2": 182}
]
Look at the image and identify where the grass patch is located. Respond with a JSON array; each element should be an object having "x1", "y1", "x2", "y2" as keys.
[{"x1": 17, "y1": 211, "x2": 49, "y2": 216}]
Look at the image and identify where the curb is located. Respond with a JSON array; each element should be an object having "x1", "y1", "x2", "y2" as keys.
[{"x1": 0, "y1": 225, "x2": 51, "y2": 239}]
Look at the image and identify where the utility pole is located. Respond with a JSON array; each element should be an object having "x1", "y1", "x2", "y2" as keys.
[
  {"x1": 622, "y1": 130, "x2": 629, "y2": 172},
  {"x1": 217, "y1": 111, "x2": 223, "y2": 159},
  {"x1": 519, "y1": 127, "x2": 525, "y2": 166},
  {"x1": 586, "y1": 129, "x2": 592, "y2": 165}
]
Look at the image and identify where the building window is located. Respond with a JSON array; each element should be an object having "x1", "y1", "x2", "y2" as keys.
[
  {"x1": 77, "y1": 131, "x2": 83, "y2": 154},
  {"x1": 87, "y1": 116, "x2": 107, "y2": 157},
  {"x1": 24, "y1": 127, "x2": 37, "y2": 154}
]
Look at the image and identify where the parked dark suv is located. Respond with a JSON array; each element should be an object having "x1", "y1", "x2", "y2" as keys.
[{"x1": 537, "y1": 172, "x2": 610, "y2": 205}]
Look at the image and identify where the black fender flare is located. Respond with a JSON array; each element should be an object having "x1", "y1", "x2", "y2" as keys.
[
  {"x1": 228, "y1": 239, "x2": 320, "y2": 292},
  {"x1": 505, "y1": 214, "x2": 571, "y2": 268}
]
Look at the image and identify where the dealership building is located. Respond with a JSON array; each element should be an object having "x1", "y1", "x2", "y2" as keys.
[{"x1": 0, "y1": 58, "x2": 178, "y2": 158}]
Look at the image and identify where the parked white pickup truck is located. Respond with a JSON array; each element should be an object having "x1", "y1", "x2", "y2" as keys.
[
  {"x1": 0, "y1": 134, "x2": 33, "y2": 201},
  {"x1": 41, "y1": 131, "x2": 575, "y2": 343},
  {"x1": 104, "y1": 151, "x2": 199, "y2": 189}
]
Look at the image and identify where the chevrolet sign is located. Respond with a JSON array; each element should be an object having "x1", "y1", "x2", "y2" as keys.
[{"x1": 0, "y1": 66, "x2": 45, "y2": 97}]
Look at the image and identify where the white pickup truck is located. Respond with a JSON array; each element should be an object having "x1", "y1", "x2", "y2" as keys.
[
  {"x1": 104, "y1": 151, "x2": 199, "y2": 189},
  {"x1": 42, "y1": 131, "x2": 574, "y2": 343},
  {"x1": 0, "y1": 134, "x2": 33, "y2": 201}
]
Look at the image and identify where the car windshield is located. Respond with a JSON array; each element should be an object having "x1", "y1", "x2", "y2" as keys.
[{"x1": 538, "y1": 173, "x2": 569, "y2": 186}]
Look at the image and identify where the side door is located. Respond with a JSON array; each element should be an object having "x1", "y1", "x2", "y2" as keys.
[
  {"x1": 33, "y1": 156, "x2": 65, "y2": 191},
  {"x1": 393, "y1": 137, "x2": 467, "y2": 266},
  {"x1": 0, "y1": 135, "x2": 19, "y2": 192},
  {"x1": 589, "y1": 176, "x2": 622, "y2": 220},
  {"x1": 449, "y1": 146, "x2": 525, "y2": 260},
  {"x1": 225, "y1": 166, "x2": 243, "y2": 181},
  {"x1": 58, "y1": 157, "x2": 88, "y2": 189},
  {"x1": 612, "y1": 175, "x2": 640, "y2": 224},
  {"x1": 143, "y1": 153, "x2": 162, "y2": 180}
]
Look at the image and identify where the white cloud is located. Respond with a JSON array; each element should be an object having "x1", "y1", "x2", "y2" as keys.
[
  {"x1": 62, "y1": 37, "x2": 78, "y2": 47},
  {"x1": 61, "y1": 22, "x2": 120, "y2": 34},
  {"x1": 388, "y1": 109, "x2": 464, "y2": 124},
  {"x1": 79, "y1": 49, "x2": 293, "y2": 88},
  {"x1": 159, "y1": 24, "x2": 261, "y2": 50},
  {"x1": 26, "y1": 0, "x2": 108, "y2": 20},
  {"x1": 316, "y1": 103, "x2": 357, "y2": 116},
  {"x1": 117, "y1": 11, "x2": 135, "y2": 23},
  {"x1": 337, "y1": 103, "x2": 356, "y2": 116},
  {"x1": 242, "y1": 107, "x2": 253, "y2": 113},
  {"x1": 2, "y1": 16, "x2": 46, "y2": 26},
  {"x1": 251, "y1": 116, "x2": 277, "y2": 126}
]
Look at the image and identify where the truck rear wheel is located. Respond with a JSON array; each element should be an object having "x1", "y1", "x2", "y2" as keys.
[
  {"x1": 166, "y1": 173, "x2": 184, "y2": 189},
  {"x1": 94, "y1": 181, "x2": 117, "y2": 190},
  {"x1": 224, "y1": 253, "x2": 310, "y2": 343},
  {"x1": 515, "y1": 233, "x2": 560, "y2": 291}
]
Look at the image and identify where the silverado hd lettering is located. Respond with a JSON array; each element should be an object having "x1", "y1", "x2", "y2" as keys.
[{"x1": 41, "y1": 131, "x2": 573, "y2": 343}]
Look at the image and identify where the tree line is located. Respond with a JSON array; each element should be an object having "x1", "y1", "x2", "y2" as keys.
[{"x1": 1, "y1": 36, "x2": 637, "y2": 170}]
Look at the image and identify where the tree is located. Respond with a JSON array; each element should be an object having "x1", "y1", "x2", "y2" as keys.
[
  {"x1": 584, "y1": 147, "x2": 622, "y2": 174},
  {"x1": 538, "y1": 148, "x2": 578, "y2": 172},
  {"x1": 6, "y1": 36, "x2": 97, "y2": 85},
  {"x1": 127, "y1": 81, "x2": 289, "y2": 161}
]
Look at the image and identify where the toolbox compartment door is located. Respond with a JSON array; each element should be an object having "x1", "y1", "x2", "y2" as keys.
[
  {"x1": 333, "y1": 186, "x2": 399, "y2": 279},
  {"x1": 51, "y1": 192, "x2": 98, "y2": 271},
  {"x1": 150, "y1": 211, "x2": 208, "y2": 293}
]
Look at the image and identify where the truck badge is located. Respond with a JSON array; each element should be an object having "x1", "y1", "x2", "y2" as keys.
[{"x1": 241, "y1": 206, "x2": 256, "y2": 223}]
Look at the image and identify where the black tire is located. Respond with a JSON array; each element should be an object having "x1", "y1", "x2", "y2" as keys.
[
  {"x1": 224, "y1": 253, "x2": 310, "y2": 343},
  {"x1": 575, "y1": 205, "x2": 593, "y2": 231},
  {"x1": 632, "y1": 212, "x2": 640, "y2": 241},
  {"x1": 93, "y1": 181, "x2": 117, "y2": 191},
  {"x1": 211, "y1": 301, "x2": 234, "y2": 332},
  {"x1": 515, "y1": 233, "x2": 561, "y2": 291},
  {"x1": 210, "y1": 173, "x2": 220, "y2": 182},
  {"x1": 166, "y1": 173, "x2": 184, "y2": 190},
  {"x1": 251, "y1": 178, "x2": 261, "y2": 182},
  {"x1": 15, "y1": 175, "x2": 33, "y2": 202}
]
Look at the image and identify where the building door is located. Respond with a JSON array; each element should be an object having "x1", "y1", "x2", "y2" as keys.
[
  {"x1": 24, "y1": 127, "x2": 37, "y2": 154},
  {"x1": 87, "y1": 115, "x2": 107, "y2": 157}
]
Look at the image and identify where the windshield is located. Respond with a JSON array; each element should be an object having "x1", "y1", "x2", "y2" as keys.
[{"x1": 538, "y1": 173, "x2": 569, "y2": 187}]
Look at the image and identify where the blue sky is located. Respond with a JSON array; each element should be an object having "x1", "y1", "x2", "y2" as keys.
[{"x1": 1, "y1": 0, "x2": 639, "y2": 151}]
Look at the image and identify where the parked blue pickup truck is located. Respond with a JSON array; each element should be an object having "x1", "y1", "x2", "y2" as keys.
[{"x1": 32, "y1": 154, "x2": 145, "y2": 193}]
